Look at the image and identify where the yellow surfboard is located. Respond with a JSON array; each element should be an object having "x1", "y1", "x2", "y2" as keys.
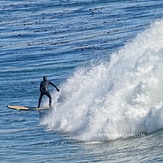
[{"x1": 8, "y1": 105, "x2": 51, "y2": 111}]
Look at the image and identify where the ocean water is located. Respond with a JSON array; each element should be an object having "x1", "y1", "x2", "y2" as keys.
[{"x1": 1, "y1": 0, "x2": 163, "y2": 162}]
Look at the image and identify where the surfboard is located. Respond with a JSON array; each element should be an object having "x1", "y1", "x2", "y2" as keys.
[{"x1": 8, "y1": 105, "x2": 51, "y2": 111}]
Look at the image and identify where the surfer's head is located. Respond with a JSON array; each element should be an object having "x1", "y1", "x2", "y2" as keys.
[{"x1": 43, "y1": 76, "x2": 47, "y2": 81}]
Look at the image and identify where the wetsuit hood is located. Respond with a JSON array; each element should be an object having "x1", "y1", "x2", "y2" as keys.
[{"x1": 43, "y1": 76, "x2": 47, "y2": 81}]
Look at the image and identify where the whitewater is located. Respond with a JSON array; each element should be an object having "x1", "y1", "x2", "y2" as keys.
[{"x1": 42, "y1": 19, "x2": 163, "y2": 142}]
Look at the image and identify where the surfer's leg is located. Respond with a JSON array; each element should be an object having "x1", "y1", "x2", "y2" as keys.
[
  {"x1": 38, "y1": 93, "x2": 43, "y2": 108},
  {"x1": 46, "y1": 92, "x2": 52, "y2": 107}
]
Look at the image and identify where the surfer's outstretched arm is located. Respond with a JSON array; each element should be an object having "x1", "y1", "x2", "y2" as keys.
[{"x1": 49, "y1": 82, "x2": 60, "y2": 92}]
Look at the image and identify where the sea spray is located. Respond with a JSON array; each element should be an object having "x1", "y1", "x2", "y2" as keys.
[{"x1": 41, "y1": 19, "x2": 163, "y2": 141}]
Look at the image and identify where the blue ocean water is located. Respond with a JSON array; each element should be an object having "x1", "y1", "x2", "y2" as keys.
[{"x1": 1, "y1": 0, "x2": 163, "y2": 162}]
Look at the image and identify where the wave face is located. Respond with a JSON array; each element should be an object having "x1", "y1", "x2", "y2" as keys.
[{"x1": 41, "y1": 20, "x2": 163, "y2": 141}]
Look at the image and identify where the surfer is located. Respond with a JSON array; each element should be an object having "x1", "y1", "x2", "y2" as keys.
[{"x1": 38, "y1": 76, "x2": 60, "y2": 108}]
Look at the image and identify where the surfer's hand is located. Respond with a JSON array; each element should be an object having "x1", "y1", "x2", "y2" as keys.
[{"x1": 57, "y1": 88, "x2": 60, "y2": 92}]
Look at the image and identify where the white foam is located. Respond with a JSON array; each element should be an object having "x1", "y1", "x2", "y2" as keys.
[{"x1": 41, "y1": 19, "x2": 163, "y2": 141}]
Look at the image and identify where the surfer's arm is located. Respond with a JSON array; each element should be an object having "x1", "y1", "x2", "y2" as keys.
[
  {"x1": 39, "y1": 83, "x2": 42, "y2": 92},
  {"x1": 49, "y1": 82, "x2": 60, "y2": 92}
]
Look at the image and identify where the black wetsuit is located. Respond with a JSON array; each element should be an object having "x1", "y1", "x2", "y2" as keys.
[{"x1": 38, "y1": 76, "x2": 59, "y2": 108}]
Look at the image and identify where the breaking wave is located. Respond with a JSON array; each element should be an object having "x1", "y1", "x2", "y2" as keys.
[{"x1": 41, "y1": 19, "x2": 163, "y2": 141}]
